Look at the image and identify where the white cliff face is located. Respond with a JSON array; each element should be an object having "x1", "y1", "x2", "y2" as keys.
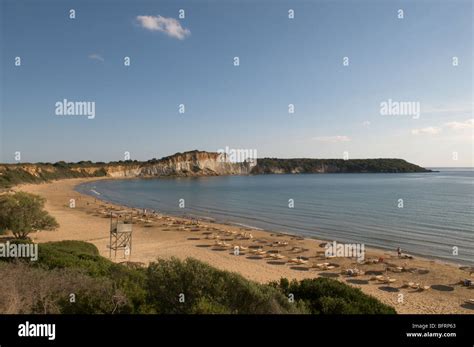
[
  {"x1": 138, "y1": 151, "x2": 253, "y2": 177},
  {"x1": 93, "y1": 151, "x2": 254, "y2": 178},
  {"x1": 106, "y1": 167, "x2": 142, "y2": 178}
]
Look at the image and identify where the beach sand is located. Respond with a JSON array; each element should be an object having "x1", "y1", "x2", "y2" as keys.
[{"x1": 7, "y1": 178, "x2": 474, "y2": 314}]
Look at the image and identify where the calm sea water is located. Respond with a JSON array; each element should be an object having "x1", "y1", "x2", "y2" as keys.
[{"x1": 77, "y1": 169, "x2": 474, "y2": 265}]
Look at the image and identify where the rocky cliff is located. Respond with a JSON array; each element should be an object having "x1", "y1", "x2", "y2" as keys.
[
  {"x1": 137, "y1": 151, "x2": 253, "y2": 177},
  {"x1": 98, "y1": 151, "x2": 253, "y2": 178}
]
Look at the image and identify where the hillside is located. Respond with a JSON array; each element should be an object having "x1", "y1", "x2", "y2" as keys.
[{"x1": 252, "y1": 158, "x2": 431, "y2": 174}]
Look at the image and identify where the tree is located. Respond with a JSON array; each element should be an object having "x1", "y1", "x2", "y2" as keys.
[{"x1": 0, "y1": 192, "x2": 59, "y2": 239}]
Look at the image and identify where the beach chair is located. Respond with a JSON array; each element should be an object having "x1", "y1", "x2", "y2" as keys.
[
  {"x1": 288, "y1": 257, "x2": 308, "y2": 265},
  {"x1": 345, "y1": 268, "x2": 364, "y2": 276},
  {"x1": 375, "y1": 275, "x2": 396, "y2": 284}
]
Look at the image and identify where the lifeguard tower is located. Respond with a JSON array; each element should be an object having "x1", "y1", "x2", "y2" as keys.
[{"x1": 108, "y1": 210, "x2": 133, "y2": 259}]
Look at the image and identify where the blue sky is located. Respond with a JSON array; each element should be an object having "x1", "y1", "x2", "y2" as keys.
[{"x1": 1, "y1": 0, "x2": 472, "y2": 166}]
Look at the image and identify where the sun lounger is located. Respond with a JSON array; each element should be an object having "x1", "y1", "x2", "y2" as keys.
[
  {"x1": 345, "y1": 268, "x2": 365, "y2": 276},
  {"x1": 250, "y1": 249, "x2": 266, "y2": 255},
  {"x1": 375, "y1": 275, "x2": 396, "y2": 284},
  {"x1": 268, "y1": 253, "x2": 285, "y2": 259},
  {"x1": 289, "y1": 258, "x2": 308, "y2": 265},
  {"x1": 214, "y1": 240, "x2": 232, "y2": 248}
]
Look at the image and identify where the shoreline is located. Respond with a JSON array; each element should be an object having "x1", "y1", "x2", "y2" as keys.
[
  {"x1": 75, "y1": 177, "x2": 472, "y2": 269},
  {"x1": 7, "y1": 177, "x2": 474, "y2": 314}
]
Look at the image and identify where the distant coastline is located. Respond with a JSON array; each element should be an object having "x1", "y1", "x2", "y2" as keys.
[{"x1": 0, "y1": 150, "x2": 432, "y2": 189}]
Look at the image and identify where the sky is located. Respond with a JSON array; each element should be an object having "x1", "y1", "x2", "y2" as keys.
[{"x1": 0, "y1": 0, "x2": 472, "y2": 167}]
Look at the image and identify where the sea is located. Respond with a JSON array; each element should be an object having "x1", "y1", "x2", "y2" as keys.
[{"x1": 76, "y1": 168, "x2": 474, "y2": 265}]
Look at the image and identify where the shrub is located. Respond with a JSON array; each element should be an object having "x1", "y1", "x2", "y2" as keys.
[
  {"x1": 146, "y1": 257, "x2": 304, "y2": 314},
  {"x1": 35, "y1": 241, "x2": 149, "y2": 313},
  {"x1": 0, "y1": 262, "x2": 129, "y2": 314},
  {"x1": 37, "y1": 241, "x2": 114, "y2": 277},
  {"x1": 271, "y1": 277, "x2": 396, "y2": 314}
]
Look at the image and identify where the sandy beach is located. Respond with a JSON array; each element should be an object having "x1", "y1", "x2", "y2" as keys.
[{"x1": 7, "y1": 178, "x2": 474, "y2": 314}]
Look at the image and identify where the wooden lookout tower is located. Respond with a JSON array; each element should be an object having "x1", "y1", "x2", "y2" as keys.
[{"x1": 109, "y1": 210, "x2": 133, "y2": 259}]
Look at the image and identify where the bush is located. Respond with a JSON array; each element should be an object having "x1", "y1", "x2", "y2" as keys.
[
  {"x1": 271, "y1": 278, "x2": 396, "y2": 314},
  {"x1": 146, "y1": 257, "x2": 304, "y2": 314},
  {"x1": 37, "y1": 241, "x2": 114, "y2": 277},
  {"x1": 0, "y1": 262, "x2": 129, "y2": 314},
  {"x1": 35, "y1": 241, "x2": 149, "y2": 313}
]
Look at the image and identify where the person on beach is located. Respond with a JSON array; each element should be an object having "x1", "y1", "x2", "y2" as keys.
[{"x1": 397, "y1": 247, "x2": 402, "y2": 257}]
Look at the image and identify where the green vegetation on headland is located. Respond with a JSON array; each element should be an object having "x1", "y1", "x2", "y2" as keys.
[
  {"x1": 0, "y1": 150, "x2": 431, "y2": 189},
  {"x1": 0, "y1": 240, "x2": 396, "y2": 314},
  {"x1": 251, "y1": 158, "x2": 431, "y2": 174}
]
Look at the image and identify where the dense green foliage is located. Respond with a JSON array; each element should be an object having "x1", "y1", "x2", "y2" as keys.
[
  {"x1": 271, "y1": 278, "x2": 396, "y2": 314},
  {"x1": 0, "y1": 192, "x2": 59, "y2": 239},
  {"x1": 145, "y1": 258, "x2": 302, "y2": 314},
  {"x1": 0, "y1": 240, "x2": 395, "y2": 314},
  {"x1": 252, "y1": 158, "x2": 431, "y2": 174},
  {"x1": 37, "y1": 241, "x2": 112, "y2": 275}
]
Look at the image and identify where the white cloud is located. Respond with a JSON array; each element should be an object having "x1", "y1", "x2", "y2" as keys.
[
  {"x1": 411, "y1": 127, "x2": 442, "y2": 135},
  {"x1": 88, "y1": 54, "x2": 104, "y2": 62},
  {"x1": 444, "y1": 119, "x2": 474, "y2": 130},
  {"x1": 362, "y1": 121, "x2": 371, "y2": 127},
  {"x1": 411, "y1": 119, "x2": 474, "y2": 136},
  {"x1": 312, "y1": 135, "x2": 351, "y2": 143},
  {"x1": 136, "y1": 15, "x2": 190, "y2": 40}
]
